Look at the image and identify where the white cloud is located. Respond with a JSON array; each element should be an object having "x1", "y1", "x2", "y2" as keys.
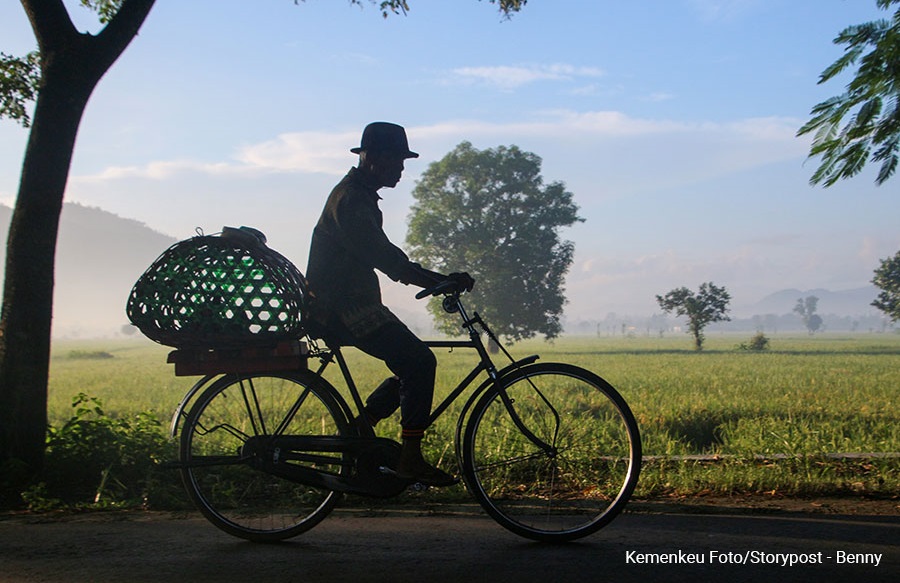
[
  {"x1": 69, "y1": 111, "x2": 805, "y2": 195},
  {"x1": 236, "y1": 130, "x2": 357, "y2": 174},
  {"x1": 71, "y1": 132, "x2": 358, "y2": 184},
  {"x1": 536, "y1": 110, "x2": 689, "y2": 136},
  {"x1": 721, "y1": 116, "x2": 804, "y2": 141},
  {"x1": 450, "y1": 64, "x2": 605, "y2": 90},
  {"x1": 640, "y1": 92, "x2": 676, "y2": 103},
  {"x1": 414, "y1": 111, "x2": 799, "y2": 143},
  {"x1": 73, "y1": 160, "x2": 248, "y2": 182},
  {"x1": 687, "y1": 0, "x2": 759, "y2": 23}
]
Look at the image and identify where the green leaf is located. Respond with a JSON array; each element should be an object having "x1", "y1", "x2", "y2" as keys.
[{"x1": 800, "y1": 2, "x2": 900, "y2": 186}]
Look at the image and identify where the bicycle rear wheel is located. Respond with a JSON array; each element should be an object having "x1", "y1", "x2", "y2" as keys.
[
  {"x1": 462, "y1": 363, "x2": 641, "y2": 542},
  {"x1": 180, "y1": 371, "x2": 349, "y2": 542}
]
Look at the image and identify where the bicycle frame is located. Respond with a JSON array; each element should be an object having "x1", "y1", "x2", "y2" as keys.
[
  {"x1": 171, "y1": 284, "x2": 641, "y2": 541},
  {"x1": 313, "y1": 291, "x2": 551, "y2": 459},
  {"x1": 170, "y1": 290, "x2": 551, "y2": 463},
  {"x1": 315, "y1": 292, "x2": 506, "y2": 426}
]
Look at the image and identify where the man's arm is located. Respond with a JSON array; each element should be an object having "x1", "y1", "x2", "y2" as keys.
[
  {"x1": 334, "y1": 191, "x2": 474, "y2": 291},
  {"x1": 334, "y1": 193, "x2": 437, "y2": 286},
  {"x1": 396, "y1": 262, "x2": 444, "y2": 288}
]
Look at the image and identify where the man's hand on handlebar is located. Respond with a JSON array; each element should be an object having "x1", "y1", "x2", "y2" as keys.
[
  {"x1": 447, "y1": 272, "x2": 475, "y2": 293},
  {"x1": 415, "y1": 272, "x2": 475, "y2": 299}
]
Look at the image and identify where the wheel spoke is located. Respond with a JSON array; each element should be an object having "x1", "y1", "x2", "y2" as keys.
[
  {"x1": 180, "y1": 371, "x2": 348, "y2": 542},
  {"x1": 473, "y1": 449, "x2": 548, "y2": 472},
  {"x1": 463, "y1": 364, "x2": 641, "y2": 542}
]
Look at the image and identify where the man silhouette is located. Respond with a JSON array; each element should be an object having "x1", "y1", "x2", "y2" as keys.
[{"x1": 306, "y1": 122, "x2": 473, "y2": 487}]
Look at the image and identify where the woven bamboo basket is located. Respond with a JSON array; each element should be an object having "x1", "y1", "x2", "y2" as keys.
[{"x1": 126, "y1": 227, "x2": 307, "y2": 348}]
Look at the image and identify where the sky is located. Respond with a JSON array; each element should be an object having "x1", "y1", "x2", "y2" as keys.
[{"x1": 1, "y1": 0, "x2": 898, "y2": 327}]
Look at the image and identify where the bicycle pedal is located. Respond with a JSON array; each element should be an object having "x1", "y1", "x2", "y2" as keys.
[{"x1": 378, "y1": 465, "x2": 426, "y2": 488}]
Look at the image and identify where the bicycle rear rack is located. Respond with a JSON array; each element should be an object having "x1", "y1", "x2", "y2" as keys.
[{"x1": 167, "y1": 339, "x2": 308, "y2": 376}]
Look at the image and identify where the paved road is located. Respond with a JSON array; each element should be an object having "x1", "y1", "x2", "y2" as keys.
[{"x1": 1, "y1": 505, "x2": 897, "y2": 583}]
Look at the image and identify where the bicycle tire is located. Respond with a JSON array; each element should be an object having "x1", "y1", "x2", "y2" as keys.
[
  {"x1": 180, "y1": 370, "x2": 349, "y2": 542},
  {"x1": 462, "y1": 363, "x2": 641, "y2": 542}
]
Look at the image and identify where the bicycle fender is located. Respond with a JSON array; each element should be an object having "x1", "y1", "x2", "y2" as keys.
[
  {"x1": 453, "y1": 355, "x2": 539, "y2": 464},
  {"x1": 169, "y1": 374, "x2": 218, "y2": 438},
  {"x1": 499, "y1": 354, "x2": 540, "y2": 375},
  {"x1": 171, "y1": 370, "x2": 355, "y2": 440},
  {"x1": 458, "y1": 355, "x2": 539, "y2": 422}
]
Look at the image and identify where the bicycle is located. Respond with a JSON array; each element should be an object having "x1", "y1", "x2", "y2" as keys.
[{"x1": 166, "y1": 279, "x2": 641, "y2": 543}]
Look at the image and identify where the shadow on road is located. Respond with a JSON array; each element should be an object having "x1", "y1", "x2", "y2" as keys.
[{"x1": 1, "y1": 505, "x2": 897, "y2": 583}]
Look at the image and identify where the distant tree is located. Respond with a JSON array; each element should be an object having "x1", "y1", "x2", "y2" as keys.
[
  {"x1": 872, "y1": 250, "x2": 900, "y2": 321},
  {"x1": 794, "y1": 295, "x2": 823, "y2": 334},
  {"x1": 0, "y1": 0, "x2": 528, "y2": 506},
  {"x1": 808, "y1": 314, "x2": 824, "y2": 334},
  {"x1": 406, "y1": 141, "x2": 583, "y2": 342},
  {"x1": 655, "y1": 282, "x2": 731, "y2": 351},
  {"x1": 797, "y1": 0, "x2": 900, "y2": 186}
]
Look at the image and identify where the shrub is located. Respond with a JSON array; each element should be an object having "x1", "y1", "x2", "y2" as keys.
[
  {"x1": 25, "y1": 393, "x2": 182, "y2": 510},
  {"x1": 737, "y1": 332, "x2": 770, "y2": 352},
  {"x1": 68, "y1": 350, "x2": 114, "y2": 359}
]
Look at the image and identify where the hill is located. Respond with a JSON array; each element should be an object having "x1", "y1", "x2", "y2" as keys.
[
  {"x1": 744, "y1": 286, "x2": 880, "y2": 317},
  {"x1": 0, "y1": 203, "x2": 177, "y2": 338}
]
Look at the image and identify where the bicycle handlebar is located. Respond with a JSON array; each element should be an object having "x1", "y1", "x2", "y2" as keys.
[{"x1": 415, "y1": 279, "x2": 461, "y2": 300}]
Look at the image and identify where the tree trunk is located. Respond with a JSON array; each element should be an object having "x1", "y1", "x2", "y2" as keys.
[
  {"x1": 0, "y1": 0, "x2": 156, "y2": 504},
  {"x1": 0, "y1": 52, "x2": 96, "y2": 497},
  {"x1": 691, "y1": 324, "x2": 704, "y2": 351}
]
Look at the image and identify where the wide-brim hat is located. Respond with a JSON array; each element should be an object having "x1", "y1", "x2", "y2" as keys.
[{"x1": 350, "y1": 122, "x2": 419, "y2": 158}]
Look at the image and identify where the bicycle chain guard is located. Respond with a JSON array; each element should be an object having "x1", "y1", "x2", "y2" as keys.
[
  {"x1": 352, "y1": 440, "x2": 410, "y2": 498},
  {"x1": 242, "y1": 435, "x2": 411, "y2": 498}
]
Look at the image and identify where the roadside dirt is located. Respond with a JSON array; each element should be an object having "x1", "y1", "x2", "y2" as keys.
[
  {"x1": 4, "y1": 493, "x2": 897, "y2": 525},
  {"x1": 627, "y1": 493, "x2": 900, "y2": 516}
]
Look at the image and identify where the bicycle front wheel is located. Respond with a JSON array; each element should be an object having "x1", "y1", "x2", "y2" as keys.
[
  {"x1": 180, "y1": 371, "x2": 349, "y2": 542},
  {"x1": 462, "y1": 363, "x2": 641, "y2": 542}
]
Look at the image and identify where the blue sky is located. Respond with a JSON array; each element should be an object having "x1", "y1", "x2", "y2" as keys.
[{"x1": 1, "y1": 0, "x2": 898, "y2": 326}]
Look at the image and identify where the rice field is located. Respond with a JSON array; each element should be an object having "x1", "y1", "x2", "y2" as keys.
[{"x1": 48, "y1": 332, "x2": 900, "y2": 498}]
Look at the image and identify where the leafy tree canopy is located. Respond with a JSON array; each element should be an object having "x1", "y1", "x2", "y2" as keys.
[
  {"x1": 656, "y1": 282, "x2": 731, "y2": 351},
  {"x1": 797, "y1": 0, "x2": 900, "y2": 186},
  {"x1": 406, "y1": 141, "x2": 582, "y2": 342},
  {"x1": 872, "y1": 250, "x2": 900, "y2": 321},
  {"x1": 0, "y1": 51, "x2": 39, "y2": 127},
  {"x1": 79, "y1": 0, "x2": 125, "y2": 23}
]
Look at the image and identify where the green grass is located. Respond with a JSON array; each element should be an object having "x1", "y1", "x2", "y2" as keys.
[
  {"x1": 49, "y1": 340, "x2": 184, "y2": 429},
  {"x1": 47, "y1": 333, "x2": 900, "y2": 501}
]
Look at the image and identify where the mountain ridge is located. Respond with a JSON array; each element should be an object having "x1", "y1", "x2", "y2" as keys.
[{"x1": 0, "y1": 203, "x2": 177, "y2": 337}]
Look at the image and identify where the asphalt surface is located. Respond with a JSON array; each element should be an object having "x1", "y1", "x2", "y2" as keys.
[{"x1": 1, "y1": 503, "x2": 897, "y2": 583}]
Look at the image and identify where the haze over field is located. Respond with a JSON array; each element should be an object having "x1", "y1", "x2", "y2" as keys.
[
  {"x1": 1, "y1": 1, "x2": 897, "y2": 336},
  {"x1": 0, "y1": 204, "x2": 886, "y2": 338}
]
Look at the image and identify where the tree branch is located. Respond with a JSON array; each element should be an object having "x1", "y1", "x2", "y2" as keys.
[
  {"x1": 19, "y1": 0, "x2": 78, "y2": 54},
  {"x1": 92, "y1": 0, "x2": 157, "y2": 74}
]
